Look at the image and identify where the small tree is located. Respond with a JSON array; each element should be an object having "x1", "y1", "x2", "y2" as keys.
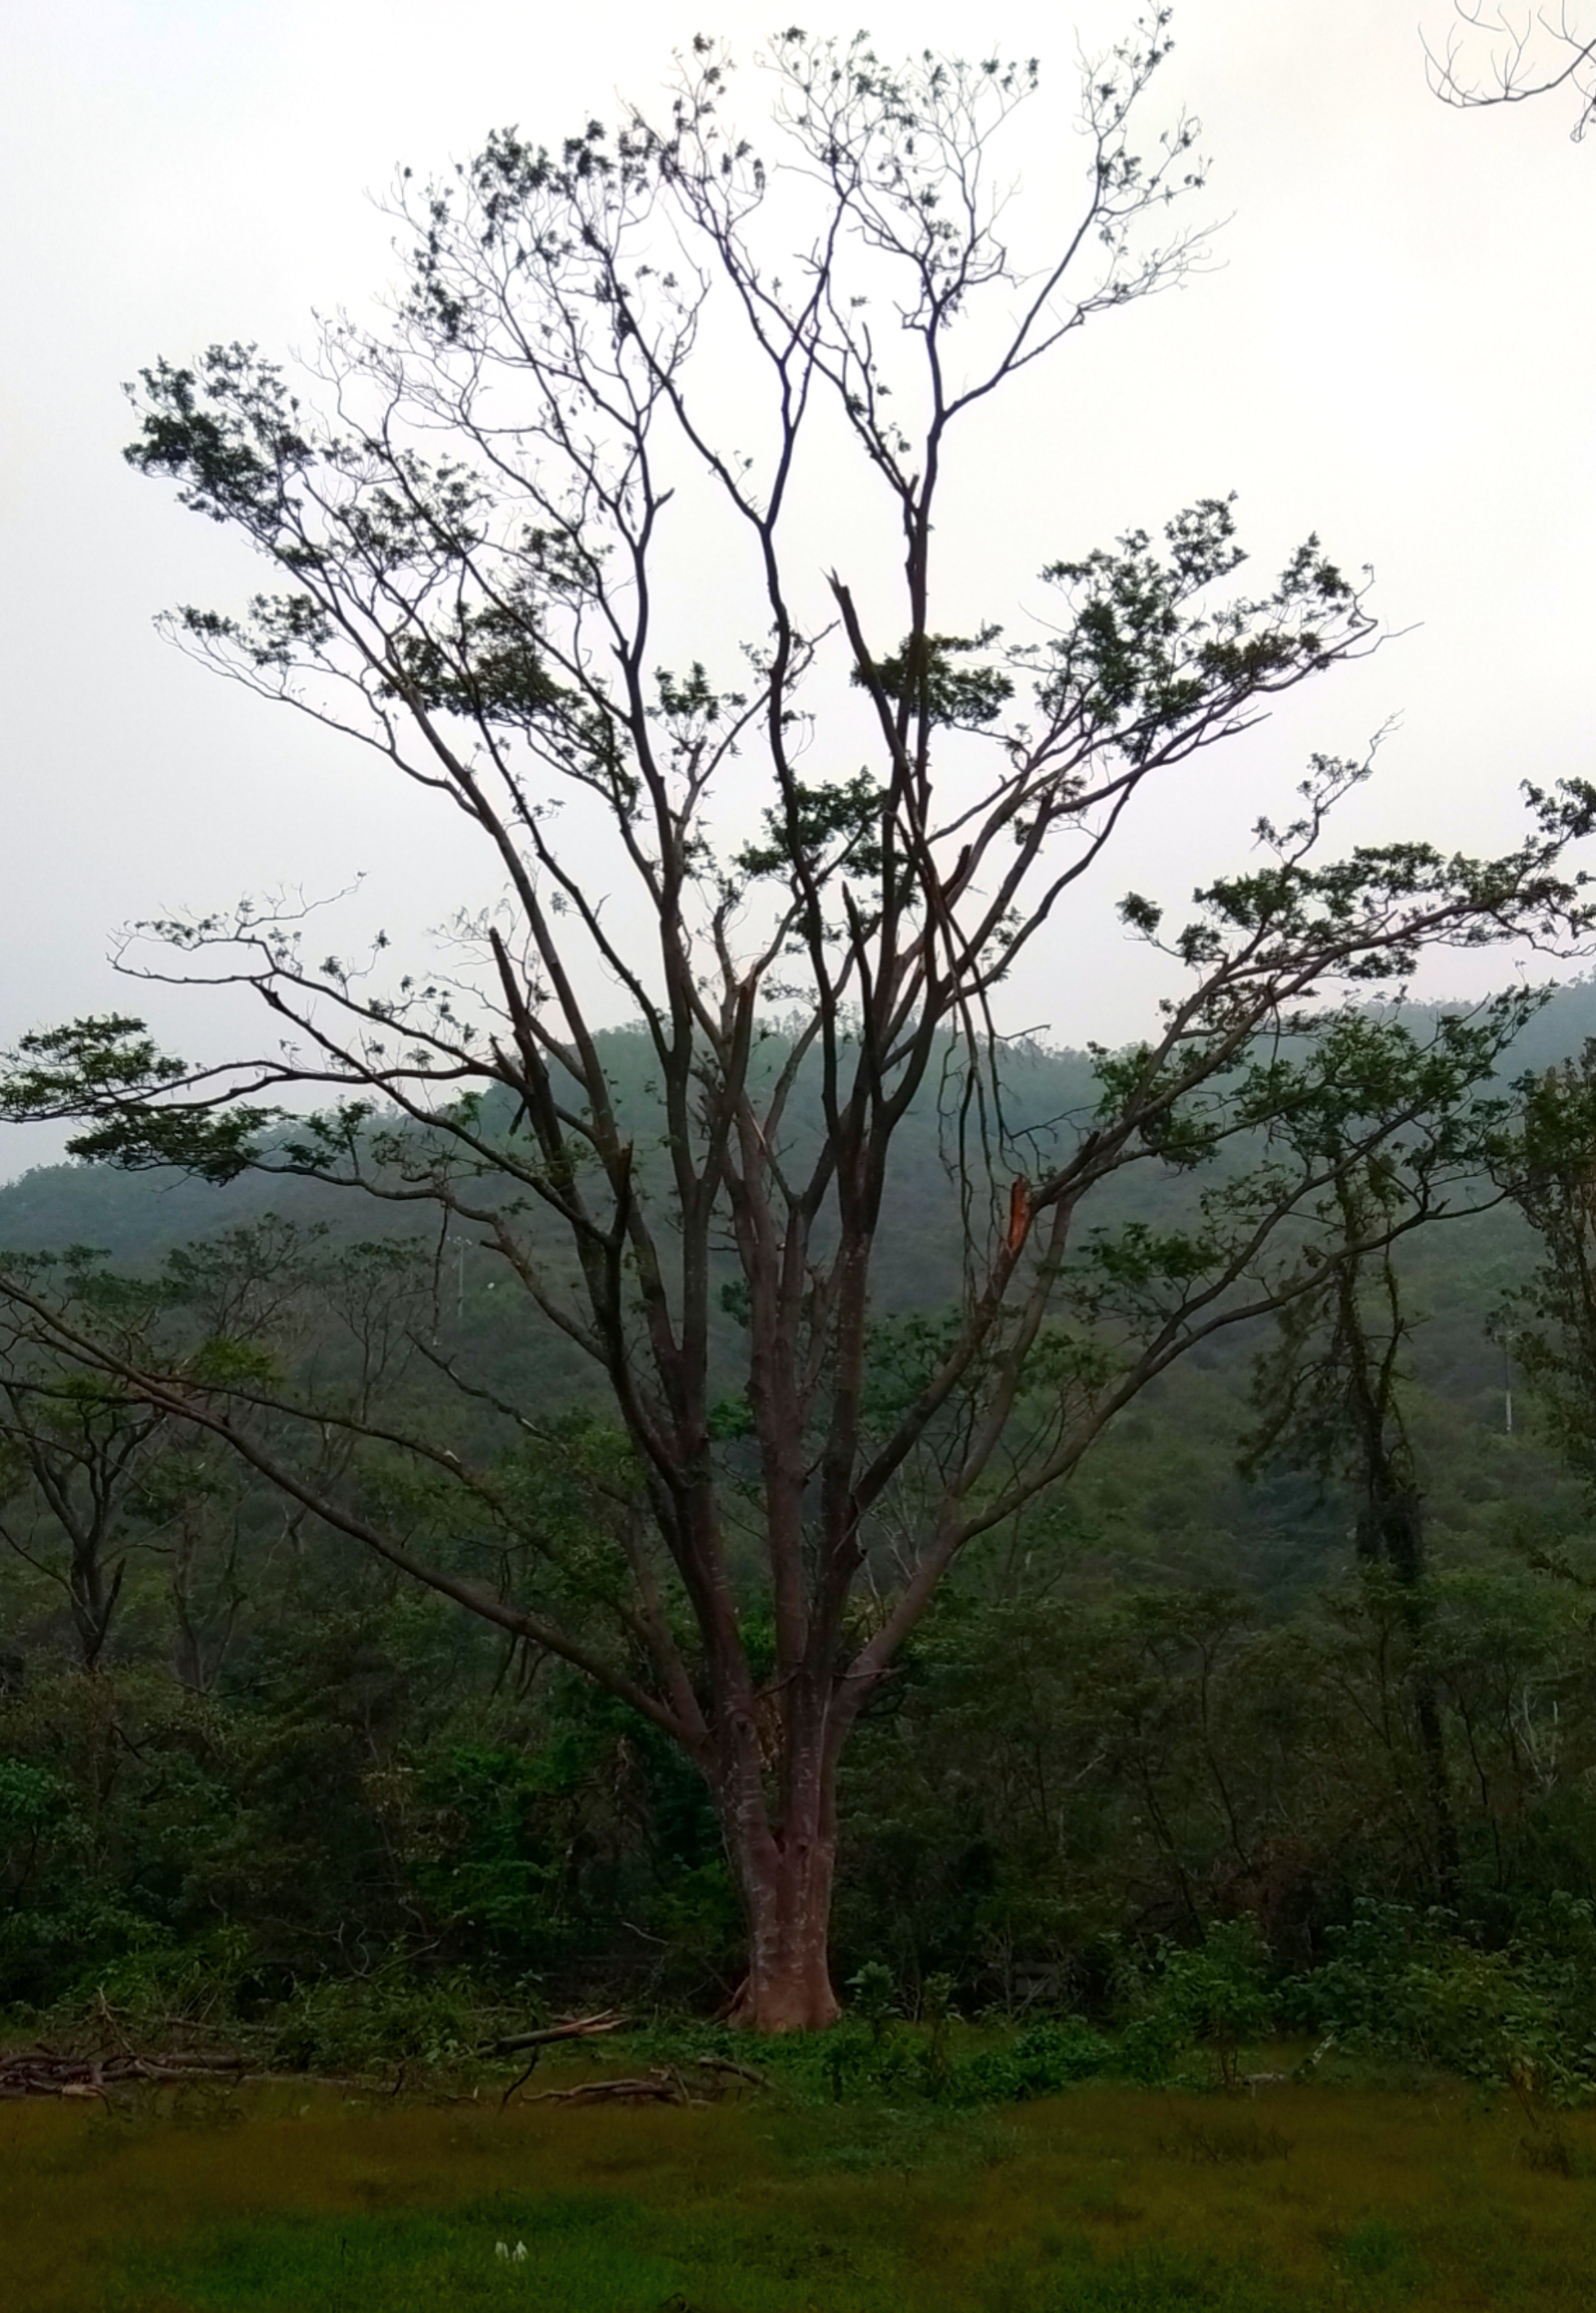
[
  {"x1": 1487, "y1": 1043, "x2": 1596, "y2": 1482},
  {"x1": 1245, "y1": 1161, "x2": 1428, "y2": 1584},
  {"x1": 0, "y1": 1223, "x2": 423, "y2": 1685},
  {"x1": 1243, "y1": 1152, "x2": 1461, "y2": 1894},
  {"x1": 4, "y1": 24, "x2": 1592, "y2": 2026},
  {"x1": 0, "y1": 1297, "x2": 166, "y2": 1673}
]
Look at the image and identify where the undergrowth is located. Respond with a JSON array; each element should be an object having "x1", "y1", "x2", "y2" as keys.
[{"x1": 13, "y1": 1901, "x2": 1596, "y2": 2122}]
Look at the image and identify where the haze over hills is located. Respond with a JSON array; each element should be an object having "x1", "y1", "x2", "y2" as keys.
[
  {"x1": 4, "y1": 974, "x2": 1593, "y2": 1269},
  {"x1": 2, "y1": 973, "x2": 1591, "y2": 1609}
]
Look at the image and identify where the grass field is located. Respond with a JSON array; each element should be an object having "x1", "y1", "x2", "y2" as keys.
[{"x1": 5, "y1": 2073, "x2": 1595, "y2": 2311}]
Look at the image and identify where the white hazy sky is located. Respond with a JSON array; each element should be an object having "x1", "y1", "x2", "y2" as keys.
[{"x1": 2, "y1": 0, "x2": 1593, "y2": 1180}]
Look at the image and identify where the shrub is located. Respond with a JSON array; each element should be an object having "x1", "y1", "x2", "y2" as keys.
[
  {"x1": 1294, "y1": 1896, "x2": 1596, "y2": 2105},
  {"x1": 952, "y1": 2016, "x2": 1114, "y2": 2103},
  {"x1": 1119, "y1": 1922, "x2": 1278, "y2": 2088}
]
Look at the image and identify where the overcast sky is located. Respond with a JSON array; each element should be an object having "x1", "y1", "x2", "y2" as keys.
[{"x1": 2, "y1": 0, "x2": 1593, "y2": 1180}]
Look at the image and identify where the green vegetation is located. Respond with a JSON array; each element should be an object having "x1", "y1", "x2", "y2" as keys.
[{"x1": 5, "y1": 1000, "x2": 1596, "y2": 2051}]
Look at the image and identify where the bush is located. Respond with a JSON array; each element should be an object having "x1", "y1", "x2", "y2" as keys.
[
  {"x1": 1119, "y1": 1923, "x2": 1278, "y2": 2088},
  {"x1": 265, "y1": 1962, "x2": 496, "y2": 2074},
  {"x1": 1293, "y1": 1896, "x2": 1596, "y2": 2105},
  {"x1": 952, "y1": 2016, "x2": 1114, "y2": 2102}
]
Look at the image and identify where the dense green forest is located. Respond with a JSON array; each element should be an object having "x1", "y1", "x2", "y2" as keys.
[{"x1": 6, "y1": 982, "x2": 1596, "y2": 2057}]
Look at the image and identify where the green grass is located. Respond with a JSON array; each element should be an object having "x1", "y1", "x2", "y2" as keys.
[{"x1": 6, "y1": 2077, "x2": 1596, "y2": 2311}]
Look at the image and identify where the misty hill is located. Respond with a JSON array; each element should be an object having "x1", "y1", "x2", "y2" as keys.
[
  {"x1": 5, "y1": 974, "x2": 1593, "y2": 1271},
  {"x1": 3, "y1": 975, "x2": 1593, "y2": 1567},
  {"x1": 1, "y1": 985, "x2": 1589, "y2": 1637}
]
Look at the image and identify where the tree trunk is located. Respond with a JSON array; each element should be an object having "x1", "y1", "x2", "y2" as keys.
[
  {"x1": 69, "y1": 1539, "x2": 123, "y2": 1673},
  {"x1": 726, "y1": 1830, "x2": 842, "y2": 2031},
  {"x1": 1359, "y1": 1484, "x2": 1460, "y2": 1898},
  {"x1": 718, "y1": 1727, "x2": 842, "y2": 2031}
]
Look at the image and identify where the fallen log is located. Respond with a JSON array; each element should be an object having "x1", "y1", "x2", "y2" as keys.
[
  {"x1": 0, "y1": 2049, "x2": 249, "y2": 2101},
  {"x1": 126, "y1": 2056, "x2": 247, "y2": 2082},
  {"x1": 694, "y1": 2055, "x2": 768, "y2": 2092},
  {"x1": 491, "y1": 2014, "x2": 628, "y2": 2110},
  {"x1": 483, "y1": 2010, "x2": 625, "y2": 2056},
  {"x1": 525, "y1": 2068, "x2": 702, "y2": 2108}
]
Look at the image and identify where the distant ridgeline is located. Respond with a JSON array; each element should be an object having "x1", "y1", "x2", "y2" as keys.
[
  {"x1": 1, "y1": 979, "x2": 1592, "y2": 1398},
  {"x1": 0, "y1": 1022, "x2": 1109, "y2": 1272},
  {"x1": 0, "y1": 990, "x2": 1588, "y2": 1763}
]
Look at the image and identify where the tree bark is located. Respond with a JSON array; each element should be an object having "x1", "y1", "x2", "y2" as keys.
[
  {"x1": 718, "y1": 1734, "x2": 842, "y2": 2032},
  {"x1": 726, "y1": 1839, "x2": 841, "y2": 2033}
]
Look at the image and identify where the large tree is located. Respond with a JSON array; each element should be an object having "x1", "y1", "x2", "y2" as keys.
[{"x1": 4, "y1": 21, "x2": 1593, "y2": 2027}]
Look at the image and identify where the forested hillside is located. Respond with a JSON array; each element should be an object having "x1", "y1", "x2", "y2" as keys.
[{"x1": 4, "y1": 981, "x2": 1595, "y2": 2038}]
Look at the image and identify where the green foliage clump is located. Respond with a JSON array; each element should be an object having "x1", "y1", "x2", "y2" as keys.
[
  {"x1": 1119, "y1": 1923, "x2": 1279, "y2": 2088},
  {"x1": 952, "y1": 2015, "x2": 1115, "y2": 2103},
  {"x1": 1293, "y1": 1895, "x2": 1596, "y2": 2104},
  {"x1": 265, "y1": 1963, "x2": 495, "y2": 2074}
]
